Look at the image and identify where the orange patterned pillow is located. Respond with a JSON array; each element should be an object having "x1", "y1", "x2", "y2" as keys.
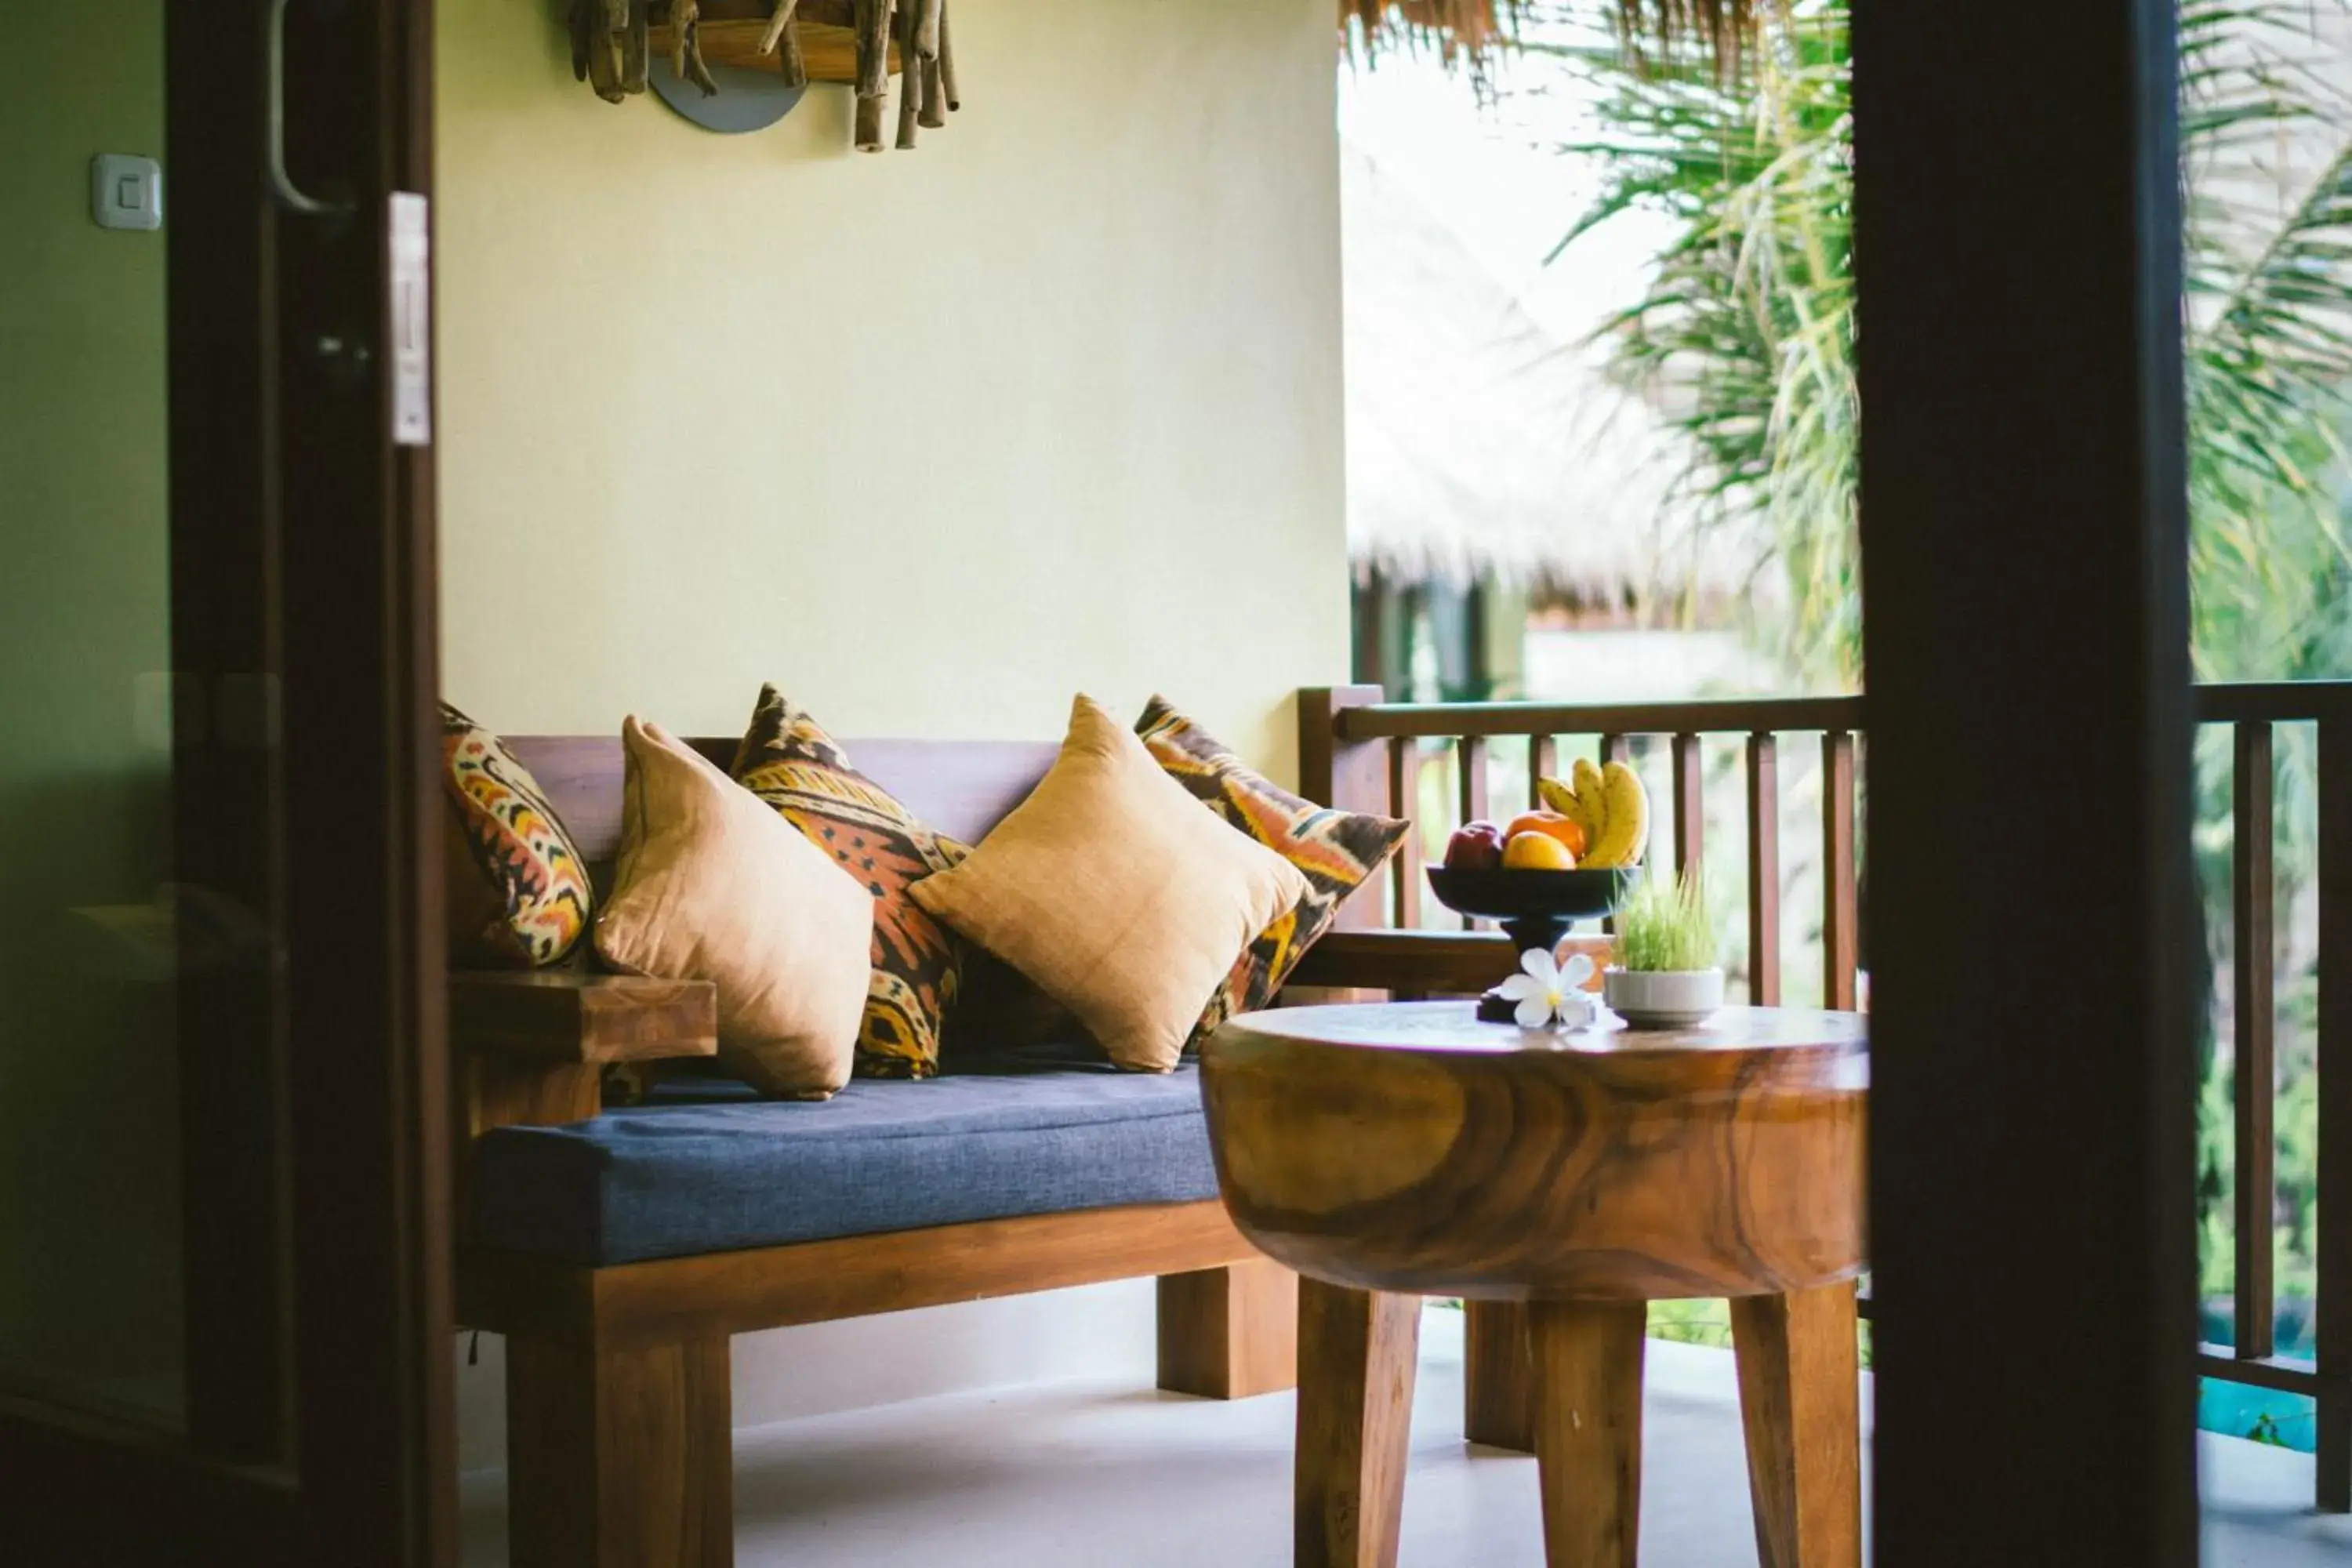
[
  {"x1": 1137, "y1": 696, "x2": 1410, "y2": 1042},
  {"x1": 441, "y1": 703, "x2": 593, "y2": 967},
  {"x1": 731, "y1": 686, "x2": 968, "y2": 1078}
]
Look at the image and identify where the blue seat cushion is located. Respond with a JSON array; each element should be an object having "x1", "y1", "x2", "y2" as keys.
[{"x1": 470, "y1": 1055, "x2": 1219, "y2": 1266}]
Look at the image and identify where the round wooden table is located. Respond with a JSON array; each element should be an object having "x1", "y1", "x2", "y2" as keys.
[{"x1": 1199, "y1": 1001, "x2": 1867, "y2": 1568}]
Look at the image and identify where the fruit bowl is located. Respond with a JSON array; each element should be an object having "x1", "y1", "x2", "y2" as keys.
[
  {"x1": 1426, "y1": 866, "x2": 1640, "y2": 1024},
  {"x1": 1424, "y1": 865, "x2": 1638, "y2": 929}
]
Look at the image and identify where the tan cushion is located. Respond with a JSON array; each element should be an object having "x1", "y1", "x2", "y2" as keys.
[
  {"x1": 910, "y1": 695, "x2": 1308, "y2": 1073},
  {"x1": 595, "y1": 717, "x2": 873, "y2": 1099}
]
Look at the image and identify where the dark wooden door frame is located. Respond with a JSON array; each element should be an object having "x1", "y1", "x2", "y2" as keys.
[
  {"x1": 1854, "y1": 0, "x2": 2199, "y2": 1562},
  {"x1": 0, "y1": 1, "x2": 452, "y2": 1563}
]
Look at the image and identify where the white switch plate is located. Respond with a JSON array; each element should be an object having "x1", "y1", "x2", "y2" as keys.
[{"x1": 91, "y1": 154, "x2": 162, "y2": 231}]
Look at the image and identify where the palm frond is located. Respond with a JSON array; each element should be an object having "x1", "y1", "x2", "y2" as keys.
[{"x1": 1539, "y1": 0, "x2": 2352, "y2": 686}]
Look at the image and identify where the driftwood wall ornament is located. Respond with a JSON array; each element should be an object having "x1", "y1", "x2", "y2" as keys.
[
  {"x1": 913, "y1": 0, "x2": 945, "y2": 129},
  {"x1": 575, "y1": 0, "x2": 960, "y2": 150},
  {"x1": 853, "y1": 0, "x2": 888, "y2": 151},
  {"x1": 927, "y1": 0, "x2": 946, "y2": 111},
  {"x1": 893, "y1": 0, "x2": 921, "y2": 149},
  {"x1": 670, "y1": 0, "x2": 719, "y2": 96},
  {"x1": 760, "y1": 0, "x2": 810, "y2": 87},
  {"x1": 622, "y1": 0, "x2": 652, "y2": 96}
]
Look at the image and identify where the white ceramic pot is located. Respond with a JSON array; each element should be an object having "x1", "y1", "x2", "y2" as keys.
[{"x1": 1602, "y1": 967, "x2": 1725, "y2": 1029}]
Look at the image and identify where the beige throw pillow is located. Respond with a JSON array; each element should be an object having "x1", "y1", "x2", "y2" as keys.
[
  {"x1": 910, "y1": 695, "x2": 1308, "y2": 1073},
  {"x1": 595, "y1": 717, "x2": 873, "y2": 1099}
]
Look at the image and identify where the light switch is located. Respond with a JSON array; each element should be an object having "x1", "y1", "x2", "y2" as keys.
[{"x1": 91, "y1": 154, "x2": 162, "y2": 231}]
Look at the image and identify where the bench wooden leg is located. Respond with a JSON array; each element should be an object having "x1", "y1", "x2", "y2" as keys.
[
  {"x1": 1295, "y1": 1279, "x2": 1421, "y2": 1568},
  {"x1": 1730, "y1": 1283, "x2": 1861, "y2": 1568},
  {"x1": 1463, "y1": 1299, "x2": 1535, "y2": 1452},
  {"x1": 1530, "y1": 1298, "x2": 1646, "y2": 1568},
  {"x1": 507, "y1": 1333, "x2": 734, "y2": 1568},
  {"x1": 1157, "y1": 1258, "x2": 1299, "y2": 1399}
]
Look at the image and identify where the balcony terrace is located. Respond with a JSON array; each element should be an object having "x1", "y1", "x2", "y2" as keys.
[{"x1": 458, "y1": 1305, "x2": 2343, "y2": 1566}]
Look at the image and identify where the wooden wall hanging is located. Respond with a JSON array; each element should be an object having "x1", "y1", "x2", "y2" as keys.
[{"x1": 569, "y1": 0, "x2": 961, "y2": 151}]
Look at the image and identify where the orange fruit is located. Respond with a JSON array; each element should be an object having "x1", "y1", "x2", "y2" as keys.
[
  {"x1": 1502, "y1": 810, "x2": 1588, "y2": 860},
  {"x1": 1502, "y1": 829, "x2": 1577, "y2": 870}
]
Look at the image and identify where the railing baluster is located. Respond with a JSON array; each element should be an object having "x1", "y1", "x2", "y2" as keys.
[
  {"x1": 2318, "y1": 715, "x2": 2352, "y2": 1509},
  {"x1": 1747, "y1": 733, "x2": 1781, "y2": 1006},
  {"x1": 1823, "y1": 730, "x2": 1859, "y2": 1011},
  {"x1": 2234, "y1": 721, "x2": 2277, "y2": 1361},
  {"x1": 1672, "y1": 732, "x2": 1704, "y2": 878},
  {"x1": 1597, "y1": 735, "x2": 1628, "y2": 935},
  {"x1": 1387, "y1": 737, "x2": 1421, "y2": 931},
  {"x1": 1313, "y1": 681, "x2": 2352, "y2": 1514},
  {"x1": 1457, "y1": 735, "x2": 1489, "y2": 931},
  {"x1": 1529, "y1": 735, "x2": 1556, "y2": 811}
]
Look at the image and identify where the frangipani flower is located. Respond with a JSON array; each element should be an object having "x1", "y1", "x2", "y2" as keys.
[{"x1": 1497, "y1": 948, "x2": 1598, "y2": 1029}]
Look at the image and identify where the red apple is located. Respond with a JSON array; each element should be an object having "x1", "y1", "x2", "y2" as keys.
[{"x1": 1445, "y1": 820, "x2": 1506, "y2": 871}]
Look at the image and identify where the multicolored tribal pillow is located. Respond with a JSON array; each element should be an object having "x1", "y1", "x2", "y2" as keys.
[
  {"x1": 441, "y1": 703, "x2": 593, "y2": 967},
  {"x1": 1137, "y1": 696, "x2": 1410, "y2": 1043},
  {"x1": 731, "y1": 685, "x2": 967, "y2": 1078}
]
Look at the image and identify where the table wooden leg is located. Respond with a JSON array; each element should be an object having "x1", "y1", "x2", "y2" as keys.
[
  {"x1": 1530, "y1": 1299, "x2": 1646, "y2": 1568},
  {"x1": 1296, "y1": 1279, "x2": 1421, "y2": 1568},
  {"x1": 1464, "y1": 1300, "x2": 1535, "y2": 1453},
  {"x1": 1730, "y1": 1282, "x2": 1861, "y2": 1568}
]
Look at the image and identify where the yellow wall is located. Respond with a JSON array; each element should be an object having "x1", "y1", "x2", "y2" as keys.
[
  {"x1": 437, "y1": 0, "x2": 1348, "y2": 781},
  {"x1": 0, "y1": 0, "x2": 182, "y2": 1416},
  {"x1": 437, "y1": 0, "x2": 1347, "y2": 1457}
]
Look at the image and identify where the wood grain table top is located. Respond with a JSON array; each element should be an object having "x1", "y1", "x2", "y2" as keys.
[
  {"x1": 1225, "y1": 1000, "x2": 1867, "y2": 1064},
  {"x1": 1199, "y1": 1000, "x2": 1869, "y2": 1301}
]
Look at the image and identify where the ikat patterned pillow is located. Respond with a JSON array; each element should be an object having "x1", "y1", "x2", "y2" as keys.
[
  {"x1": 1137, "y1": 696, "x2": 1410, "y2": 1044},
  {"x1": 441, "y1": 702, "x2": 593, "y2": 967},
  {"x1": 731, "y1": 685, "x2": 967, "y2": 1078}
]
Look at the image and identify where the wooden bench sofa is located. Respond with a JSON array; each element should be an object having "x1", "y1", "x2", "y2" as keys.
[{"x1": 450, "y1": 688, "x2": 1526, "y2": 1568}]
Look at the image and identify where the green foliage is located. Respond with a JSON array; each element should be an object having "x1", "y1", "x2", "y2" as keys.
[
  {"x1": 1531, "y1": 0, "x2": 2352, "y2": 1340},
  {"x1": 1535, "y1": 0, "x2": 2352, "y2": 688},
  {"x1": 1531, "y1": 1, "x2": 1857, "y2": 681},
  {"x1": 2179, "y1": 2, "x2": 2352, "y2": 680},
  {"x1": 1617, "y1": 869, "x2": 1719, "y2": 971},
  {"x1": 1646, "y1": 1298, "x2": 1733, "y2": 1348}
]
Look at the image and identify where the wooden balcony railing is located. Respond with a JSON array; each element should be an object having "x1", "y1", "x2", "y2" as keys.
[{"x1": 1294, "y1": 681, "x2": 2352, "y2": 1511}]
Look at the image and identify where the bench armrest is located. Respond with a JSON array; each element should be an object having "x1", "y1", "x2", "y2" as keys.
[
  {"x1": 1284, "y1": 930, "x2": 1614, "y2": 995},
  {"x1": 451, "y1": 971, "x2": 719, "y2": 1065},
  {"x1": 449, "y1": 974, "x2": 719, "y2": 1236}
]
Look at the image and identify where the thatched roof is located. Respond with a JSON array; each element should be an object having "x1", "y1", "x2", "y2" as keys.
[
  {"x1": 1341, "y1": 1, "x2": 1767, "y2": 78},
  {"x1": 1341, "y1": 143, "x2": 1766, "y2": 605}
]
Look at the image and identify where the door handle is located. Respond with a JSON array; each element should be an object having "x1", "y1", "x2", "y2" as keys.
[{"x1": 267, "y1": 0, "x2": 351, "y2": 216}]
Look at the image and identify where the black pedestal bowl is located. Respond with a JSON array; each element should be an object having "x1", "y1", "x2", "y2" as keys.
[{"x1": 1424, "y1": 865, "x2": 1640, "y2": 1021}]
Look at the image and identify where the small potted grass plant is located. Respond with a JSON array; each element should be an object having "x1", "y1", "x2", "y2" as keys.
[{"x1": 1603, "y1": 870, "x2": 1723, "y2": 1028}]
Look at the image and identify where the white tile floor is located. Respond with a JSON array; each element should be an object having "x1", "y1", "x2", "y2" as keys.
[{"x1": 460, "y1": 1306, "x2": 2352, "y2": 1565}]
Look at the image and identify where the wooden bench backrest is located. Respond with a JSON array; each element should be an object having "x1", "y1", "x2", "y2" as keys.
[{"x1": 505, "y1": 735, "x2": 1060, "y2": 884}]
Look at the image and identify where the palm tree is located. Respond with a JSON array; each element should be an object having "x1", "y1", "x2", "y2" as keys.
[
  {"x1": 1526, "y1": 0, "x2": 2352, "y2": 1385},
  {"x1": 1534, "y1": 0, "x2": 2352, "y2": 689}
]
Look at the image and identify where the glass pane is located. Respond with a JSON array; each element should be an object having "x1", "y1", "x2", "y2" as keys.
[
  {"x1": 2180, "y1": 2, "x2": 2352, "y2": 1459},
  {"x1": 0, "y1": 0, "x2": 183, "y2": 1428}
]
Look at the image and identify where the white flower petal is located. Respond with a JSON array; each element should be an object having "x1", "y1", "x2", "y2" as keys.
[
  {"x1": 1496, "y1": 975, "x2": 1542, "y2": 1001},
  {"x1": 1561, "y1": 953, "x2": 1595, "y2": 987},
  {"x1": 1515, "y1": 993, "x2": 1554, "y2": 1029},
  {"x1": 1555, "y1": 993, "x2": 1598, "y2": 1029},
  {"x1": 1519, "y1": 947, "x2": 1560, "y2": 983}
]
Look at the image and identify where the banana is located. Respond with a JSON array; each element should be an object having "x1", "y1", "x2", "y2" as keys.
[
  {"x1": 1535, "y1": 772, "x2": 1581, "y2": 825},
  {"x1": 1572, "y1": 757, "x2": 1610, "y2": 841},
  {"x1": 1537, "y1": 759, "x2": 1611, "y2": 845},
  {"x1": 1583, "y1": 760, "x2": 1650, "y2": 868}
]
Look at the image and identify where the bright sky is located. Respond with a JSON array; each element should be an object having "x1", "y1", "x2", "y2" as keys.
[{"x1": 1335, "y1": 45, "x2": 1674, "y2": 343}]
